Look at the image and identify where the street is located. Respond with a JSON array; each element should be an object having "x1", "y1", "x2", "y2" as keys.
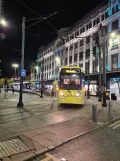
[
  {"x1": 1, "y1": 91, "x2": 120, "y2": 161},
  {"x1": 50, "y1": 120, "x2": 120, "y2": 161},
  {"x1": 0, "y1": 91, "x2": 95, "y2": 141}
]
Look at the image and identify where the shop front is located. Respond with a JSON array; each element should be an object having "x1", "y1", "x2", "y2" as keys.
[{"x1": 85, "y1": 80, "x2": 97, "y2": 96}]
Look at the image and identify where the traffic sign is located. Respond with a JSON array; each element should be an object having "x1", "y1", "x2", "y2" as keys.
[{"x1": 21, "y1": 69, "x2": 26, "y2": 77}]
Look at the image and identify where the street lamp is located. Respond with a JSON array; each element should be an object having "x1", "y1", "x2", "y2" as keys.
[
  {"x1": 17, "y1": 13, "x2": 57, "y2": 107},
  {"x1": 0, "y1": 19, "x2": 7, "y2": 27},
  {"x1": 12, "y1": 64, "x2": 19, "y2": 81},
  {"x1": 87, "y1": 60, "x2": 90, "y2": 99},
  {"x1": 102, "y1": 26, "x2": 107, "y2": 107},
  {"x1": 40, "y1": 57, "x2": 44, "y2": 98}
]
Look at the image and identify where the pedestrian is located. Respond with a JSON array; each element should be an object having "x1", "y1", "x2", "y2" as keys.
[
  {"x1": 96, "y1": 91, "x2": 98, "y2": 98},
  {"x1": 51, "y1": 88, "x2": 54, "y2": 97},
  {"x1": 12, "y1": 87, "x2": 15, "y2": 94}
]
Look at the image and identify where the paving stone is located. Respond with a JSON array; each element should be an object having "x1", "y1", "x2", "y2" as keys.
[
  {"x1": 23, "y1": 130, "x2": 38, "y2": 138},
  {"x1": 19, "y1": 135, "x2": 35, "y2": 150},
  {"x1": 2, "y1": 158, "x2": 12, "y2": 161},
  {"x1": 11, "y1": 150, "x2": 35, "y2": 161},
  {"x1": 34, "y1": 128, "x2": 49, "y2": 134},
  {"x1": 32, "y1": 134, "x2": 55, "y2": 148},
  {"x1": 40, "y1": 132, "x2": 63, "y2": 144},
  {"x1": 32, "y1": 141, "x2": 45, "y2": 151}
]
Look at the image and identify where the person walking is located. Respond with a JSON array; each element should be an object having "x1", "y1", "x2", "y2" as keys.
[
  {"x1": 51, "y1": 88, "x2": 54, "y2": 97},
  {"x1": 12, "y1": 87, "x2": 15, "y2": 94}
]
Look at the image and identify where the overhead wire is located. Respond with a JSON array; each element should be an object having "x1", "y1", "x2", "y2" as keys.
[{"x1": 15, "y1": 0, "x2": 58, "y2": 34}]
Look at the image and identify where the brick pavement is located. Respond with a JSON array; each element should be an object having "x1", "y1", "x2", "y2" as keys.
[{"x1": 1, "y1": 96, "x2": 120, "y2": 160}]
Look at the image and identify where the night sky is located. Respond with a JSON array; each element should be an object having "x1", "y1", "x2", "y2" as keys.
[{"x1": 0, "y1": 0, "x2": 105, "y2": 77}]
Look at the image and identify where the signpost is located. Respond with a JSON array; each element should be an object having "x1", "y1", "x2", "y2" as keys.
[{"x1": 21, "y1": 69, "x2": 26, "y2": 77}]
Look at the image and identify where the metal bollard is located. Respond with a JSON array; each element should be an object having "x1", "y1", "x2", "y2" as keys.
[
  {"x1": 108, "y1": 101, "x2": 113, "y2": 121},
  {"x1": 108, "y1": 101, "x2": 112, "y2": 116},
  {"x1": 92, "y1": 104, "x2": 97, "y2": 123}
]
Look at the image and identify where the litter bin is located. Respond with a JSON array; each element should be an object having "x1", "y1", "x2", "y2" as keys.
[{"x1": 111, "y1": 93, "x2": 117, "y2": 100}]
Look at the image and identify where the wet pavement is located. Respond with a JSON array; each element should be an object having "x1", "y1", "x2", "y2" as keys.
[
  {"x1": 1, "y1": 91, "x2": 120, "y2": 160},
  {"x1": 50, "y1": 123, "x2": 120, "y2": 161}
]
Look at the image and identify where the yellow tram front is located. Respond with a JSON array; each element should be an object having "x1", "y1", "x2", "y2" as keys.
[{"x1": 58, "y1": 66, "x2": 85, "y2": 105}]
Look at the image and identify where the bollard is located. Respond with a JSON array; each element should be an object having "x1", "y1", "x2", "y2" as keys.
[
  {"x1": 108, "y1": 101, "x2": 113, "y2": 121},
  {"x1": 92, "y1": 104, "x2": 97, "y2": 123}
]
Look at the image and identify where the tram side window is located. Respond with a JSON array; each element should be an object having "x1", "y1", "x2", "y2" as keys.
[{"x1": 81, "y1": 73, "x2": 85, "y2": 88}]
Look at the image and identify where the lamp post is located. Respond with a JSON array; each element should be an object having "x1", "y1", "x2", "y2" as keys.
[
  {"x1": 87, "y1": 60, "x2": 90, "y2": 99},
  {"x1": 55, "y1": 56, "x2": 60, "y2": 80},
  {"x1": 98, "y1": 26, "x2": 102, "y2": 102},
  {"x1": 12, "y1": 64, "x2": 19, "y2": 81},
  {"x1": 102, "y1": 26, "x2": 107, "y2": 107},
  {"x1": 17, "y1": 17, "x2": 25, "y2": 108},
  {"x1": 16, "y1": 13, "x2": 57, "y2": 107},
  {"x1": 40, "y1": 57, "x2": 44, "y2": 98}
]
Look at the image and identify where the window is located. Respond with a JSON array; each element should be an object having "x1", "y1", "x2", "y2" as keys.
[
  {"x1": 93, "y1": 61, "x2": 97, "y2": 73},
  {"x1": 112, "y1": 37, "x2": 118, "y2": 47},
  {"x1": 79, "y1": 52, "x2": 83, "y2": 60},
  {"x1": 101, "y1": 14, "x2": 104, "y2": 21},
  {"x1": 66, "y1": 47, "x2": 68, "y2": 53},
  {"x1": 105, "y1": 25, "x2": 107, "y2": 35},
  {"x1": 112, "y1": 54, "x2": 118, "y2": 71},
  {"x1": 112, "y1": 7, "x2": 115, "y2": 15},
  {"x1": 93, "y1": 20, "x2": 96, "y2": 26},
  {"x1": 69, "y1": 56, "x2": 72, "y2": 64},
  {"x1": 97, "y1": 18, "x2": 99, "y2": 24},
  {"x1": 75, "y1": 31, "x2": 79, "y2": 37},
  {"x1": 74, "y1": 54, "x2": 77, "y2": 62},
  {"x1": 86, "y1": 36, "x2": 90, "y2": 44},
  {"x1": 112, "y1": 19, "x2": 118, "y2": 31},
  {"x1": 85, "y1": 62, "x2": 89, "y2": 74},
  {"x1": 83, "y1": 27, "x2": 85, "y2": 32},
  {"x1": 86, "y1": 24, "x2": 89, "y2": 30},
  {"x1": 52, "y1": 63, "x2": 54, "y2": 69},
  {"x1": 80, "y1": 40, "x2": 83, "y2": 47},
  {"x1": 101, "y1": 59, "x2": 103, "y2": 72},
  {"x1": 75, "y1": 42, "x2": 78, "y2": 49},
  {"x1": 66, "y1": 37, "x2": 69, "y2": 43},
  {"x1": 93, "y1": 47, "x2": 96, "y2": 56},
  {"x1": 80, "y1": 28, "x2": 83, "y2": 34},
  {"x1": 86, "y1": 49, "x2": 90, "y2": 58},
  {"x1": 89, "y1": 22, "x2": 91, "y2": 29},
  {"x1": 105, "y1": 12, "x2": 109, "y2": 19},
  {"x1": 70, "y1": 45, "x2": 73, "y2": 51},
  {"x1": 70, "y1": 34, "x2": 74, "y2": 40},
  {"x1": 79, "y1": 64, "x2": 83, "y2": 68},
  {"x1": 65, "y1": 57, "x2": 68, "y2": 65},
  {"x1": 116, "y1": 4, "x2": 119, "y2": 12}
]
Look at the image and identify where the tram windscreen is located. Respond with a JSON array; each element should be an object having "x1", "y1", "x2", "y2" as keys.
[{"x1": 60, "y1": 73, "x2": 81, "y2": 90}]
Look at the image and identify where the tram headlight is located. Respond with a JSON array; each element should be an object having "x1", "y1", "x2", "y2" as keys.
[
  {"x1": 76, "y1": 93, "x2": 80, "y2": 97},
  {"x1": 60, "y1": 92, "x2": 64, "y2": 96}
]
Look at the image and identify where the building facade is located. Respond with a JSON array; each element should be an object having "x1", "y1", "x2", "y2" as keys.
[{"x1": 37, "y1": 0, "x2": 120, "y2": 88}]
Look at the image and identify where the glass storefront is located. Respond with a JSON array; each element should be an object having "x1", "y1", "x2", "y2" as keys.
[{"x1": 85, "y1": 80, "x2": 97, "y2": 95}]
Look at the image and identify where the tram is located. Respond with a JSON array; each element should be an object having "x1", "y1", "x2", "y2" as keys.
[{"x1": 58, "y1": 66, "x2": 85, "y2": 105}]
